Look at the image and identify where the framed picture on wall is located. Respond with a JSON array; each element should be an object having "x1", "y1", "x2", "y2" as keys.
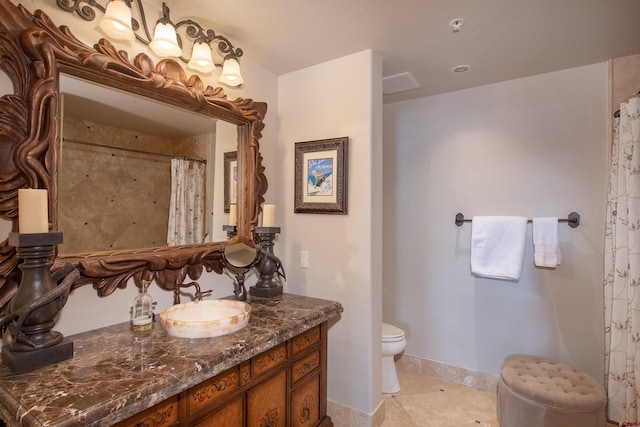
[
  {"x1": 294, "y1": 136, "x2": 349, "y2": 214},
  {"x1": 224, "y1": 151, "x2": 237, "y2": 213}
]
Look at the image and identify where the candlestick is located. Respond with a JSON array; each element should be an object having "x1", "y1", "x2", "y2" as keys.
[
  {"x1": 229, "y1": 204, "x2": 237, "y2": 225},
  {"x1": 222, "y1": 224, "x2": 237, "y2": 239},
  {"x1": 2, "y1": 232, "x2": 76, "y2": 373},
  {"x1": 262, "y1": 204, "x2": 275, "y2": 227},
  {"x1": 18, "y1": 189, "x2": 48, "y2": 233},
  {"x1": 250, "y1": 226, "x2": 284, "y2": 298}
]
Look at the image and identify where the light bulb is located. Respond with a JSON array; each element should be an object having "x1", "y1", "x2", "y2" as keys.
[
  {"x1": 98, "y1": 0, "x2": 135, "y2": 41},
  {"x1": 218, "y1": 57, "x2": 244, "y2": 87},
  {"x1": 149, "y1": 21, "x2": 182, "y2": 57},
  {"x1": 188, "y1": 41, "x2": 215, "y2": 73}
]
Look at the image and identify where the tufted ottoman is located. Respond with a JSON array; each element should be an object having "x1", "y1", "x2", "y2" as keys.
[{"x1": 497, "y1": 355, "x2": 606, "y2": 427}]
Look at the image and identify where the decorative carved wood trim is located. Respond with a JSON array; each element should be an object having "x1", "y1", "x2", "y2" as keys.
[{"x1": 0, "y1": 0, "x2": 268, "y2": 306}]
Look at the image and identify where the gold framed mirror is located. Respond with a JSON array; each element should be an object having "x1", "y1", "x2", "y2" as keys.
[{"x1": 0, "y1": 0, "x2": 268, "y2": 309}]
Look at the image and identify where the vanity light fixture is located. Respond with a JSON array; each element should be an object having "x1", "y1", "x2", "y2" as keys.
[{"x1": 56, "y1": 0, "x2": 245, "y2": 86}]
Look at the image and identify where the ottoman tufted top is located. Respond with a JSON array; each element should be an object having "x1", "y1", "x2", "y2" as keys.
[{"x1": 500, "y1": 356, "x2": 607, "y2": 411}]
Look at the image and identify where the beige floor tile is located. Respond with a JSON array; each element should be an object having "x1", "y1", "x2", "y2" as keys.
[
  {"x1": 395, "y1": 391, "x2": 480, "y2": 427},
  {"x1": 383, "y1": 367, "x2": 500, "y2": 427},
  {"x1": 392, "y1": 368, "x2": 455, "y2": 396},
  {"x1": 443, "y1": 383, "x2": 497, "y2": 421},
  {"x1": 381, "y1": 395, "x2": 419, "y2": 427}
]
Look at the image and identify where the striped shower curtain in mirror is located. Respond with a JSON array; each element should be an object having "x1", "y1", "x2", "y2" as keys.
[
  {"x1": 604, "y1": 95, "x2": 640, "y2": 423},
  {"x1": 167, "y1": 158, "x2": 205, "y2": 246}
]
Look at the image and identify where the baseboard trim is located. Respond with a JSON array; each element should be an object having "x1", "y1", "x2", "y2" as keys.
[
  {"x1": 327, "y1": 398, "x2": 385, "y2": 427},
  {"x1": 396, "y1": 353, "x2": 499, "y2": 393}
]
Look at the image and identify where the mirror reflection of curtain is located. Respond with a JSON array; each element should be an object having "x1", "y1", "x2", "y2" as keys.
[
  {"x1": 604, "y1": 96, "x2": 640, "y2": 424},
  {"x1": 167, "y1": 158, "x2": 205, "y2": 245}
]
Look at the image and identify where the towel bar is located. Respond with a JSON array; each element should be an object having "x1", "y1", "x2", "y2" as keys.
[{"x1": 455, "y1": 212, "x2": 580, "y2": 228}]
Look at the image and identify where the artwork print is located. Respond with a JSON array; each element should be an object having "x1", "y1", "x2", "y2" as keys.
[
  {"x1": 224, "y1": 151, "x2": 237, "y2": 213},
  {"x1": 294, "y1": 137, "x2": 348, "y2": 214},
  {"x1": 307, "y1": 156, "x2": 333, "y2": 197}
]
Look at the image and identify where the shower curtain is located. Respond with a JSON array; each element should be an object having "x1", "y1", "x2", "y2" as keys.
[
  {"x1": 605, "y1": 95, "x2": 640, "y2": 423},
  {"x1": 167, "y1": 158, "x2": 205, "y2": 246}
]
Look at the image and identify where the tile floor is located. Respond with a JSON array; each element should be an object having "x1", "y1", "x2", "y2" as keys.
[
  {"x1": 381, "y1": 366, "x2": 499, "y2": 427},
  {"x1": 381, "y1": 366, "x2": 619, "y2": 427}
]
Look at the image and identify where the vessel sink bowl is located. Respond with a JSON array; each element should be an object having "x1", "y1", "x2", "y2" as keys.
[{"x1": 159, "y1": 300, "x2": 251, "y2": 339}]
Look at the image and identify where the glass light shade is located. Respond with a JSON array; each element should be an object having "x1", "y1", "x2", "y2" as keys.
[
  {"x1": 218, "y1": 57, "x2": 244, "y2": 87},
  {"x1": 187, "y1": 42, "x2": 215, "y2": 73},
  {"x1": 98, "y1": 0, "x2": 135, "y2": 41},
  {"x1": 149, "y1": 22, "x2": 182, "y2": 57}
]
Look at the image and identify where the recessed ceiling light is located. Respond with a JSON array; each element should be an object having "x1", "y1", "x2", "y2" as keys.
[{"x1": 451, "y1": 65, "x2": 470, "y2": 74}]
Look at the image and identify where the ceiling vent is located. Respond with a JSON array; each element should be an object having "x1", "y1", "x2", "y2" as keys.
[{"x1": 383, "y1": 72, "x2": 420, "y2": 95}]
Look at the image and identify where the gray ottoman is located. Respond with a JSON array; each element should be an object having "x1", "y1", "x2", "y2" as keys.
[{"x1": 497, "y1": 355, "x2": 606, "y2": 427}]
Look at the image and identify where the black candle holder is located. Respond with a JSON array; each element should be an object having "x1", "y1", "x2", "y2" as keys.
[
  {"x1": 222, "y1": 224, "x2": 237, "y2": 239},
  {"x1": 250, "y1": 226, "x2": 285, "y2": 298},
  {"x1": 1, "y1": 232, "x2": 76, "y2": 373}
]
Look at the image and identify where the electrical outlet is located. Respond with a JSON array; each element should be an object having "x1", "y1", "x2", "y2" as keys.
[{"x1": 300, "y1": 251, "x2": 310, "y2": 269}]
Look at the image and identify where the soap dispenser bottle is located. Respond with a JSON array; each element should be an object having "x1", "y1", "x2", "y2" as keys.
[{"x1": 131, "y1": 280, "x2": 154, "y2": 332}]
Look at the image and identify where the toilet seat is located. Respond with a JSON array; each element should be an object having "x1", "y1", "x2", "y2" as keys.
[{"x1": 382, "y1": 323, "x2": 405, "y2": 342}]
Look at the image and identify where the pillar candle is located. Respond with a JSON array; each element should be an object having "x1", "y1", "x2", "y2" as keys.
[
  {"x1": 229, "y1": 204, "x2": 237, "y2": 226},
  {"x1": 18, "y1": 188, "x2": 49, "y2": 233},
  {"x1": 262, "y1": 204, "x2": 276, "y2": 227}
]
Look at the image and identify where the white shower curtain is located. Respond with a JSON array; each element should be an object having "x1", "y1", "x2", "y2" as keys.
[
  {"x1": 604, "y1": 96, "x2": 640, "y2": 423},
  {"x1": 167, "y1": 158, "x2": 205, "y2": 246}
]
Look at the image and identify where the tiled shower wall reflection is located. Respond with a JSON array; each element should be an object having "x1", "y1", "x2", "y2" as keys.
[{"x1": 59, "y1": 115, "x2": 207, "y2": 254}]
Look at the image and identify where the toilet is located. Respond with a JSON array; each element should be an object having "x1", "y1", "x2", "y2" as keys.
[{"x1": 382, "y1": 323, "x2": 407, "y2": 393}]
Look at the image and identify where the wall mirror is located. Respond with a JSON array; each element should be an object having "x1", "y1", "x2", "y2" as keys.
[{"x1": 0, "y1": 0, "x2": 268, "y2": 308}]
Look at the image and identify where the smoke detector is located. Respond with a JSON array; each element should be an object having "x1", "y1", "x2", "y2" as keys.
[{"x1": 449, "y1": 18, "x2": 464, "y2": 32}]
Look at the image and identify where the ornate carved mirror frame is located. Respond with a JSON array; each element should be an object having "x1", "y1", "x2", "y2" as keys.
[{"x1": 0, "y1": 0, "x2": 268, "y2": 309}]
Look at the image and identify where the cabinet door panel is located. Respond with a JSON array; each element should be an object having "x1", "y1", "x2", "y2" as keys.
[
  {"x1": 247, "y1": 370, "x2": 287, "y2": 427},
  {"x1": 291, "y1": 375, "x2": 320, "y2": 427},
  {"x1": 193, "y1": 395, "x2": 245, "y2": 427}
]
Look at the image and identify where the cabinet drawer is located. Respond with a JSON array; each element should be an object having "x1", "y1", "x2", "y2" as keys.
[
  {"x1": 188, "y1": 367, "x2": 240, "y2": 414},
  {"x1": 292, "y1": 350, "x2": 320, "y2": 384},
  {"x1": 292, "y1": 326, "x2": 320, "y2": 356},
  {"x1": 291, "y1": 375, "x2": 320, "y2": 427},
  {"x1": 115, "y1": 396, "x2": 179, "y2": 427},
  {"x1": 252, "y1": 342, "x2": 287, "y2": 377}
]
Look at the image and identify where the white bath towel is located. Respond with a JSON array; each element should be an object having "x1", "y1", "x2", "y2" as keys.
[
  {"x1": 532, "y1": 217, "x2": 561, "y2": 268},
  {"x1": 471, "y1": 216, "x2": 528, "y2": 280}
]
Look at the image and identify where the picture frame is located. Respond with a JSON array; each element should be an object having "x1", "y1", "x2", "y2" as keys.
[
  {"x1": 224, "y1": 151, "x2": 237, "y2": 213},
  {"x1": 294, "y1": 136, "x2": 349, "y2": 214}
]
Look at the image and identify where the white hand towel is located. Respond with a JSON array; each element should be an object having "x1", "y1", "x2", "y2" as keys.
[
  {"x1": 471, "y1": 216, "x2": 528, "y2": 280},
  {"x1": 532, "y1": 217, "x2": 561, "y2": 268}
]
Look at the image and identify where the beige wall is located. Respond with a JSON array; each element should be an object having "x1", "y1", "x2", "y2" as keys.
[
  {"x1": 277, "y1": 50, "x2": 384, "y2": 420},
  {"x1": 383, "y1": 63, "x2": 609, "y2": 384}
]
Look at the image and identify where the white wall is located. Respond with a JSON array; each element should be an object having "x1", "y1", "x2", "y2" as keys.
[
  {"x1": 2, "y1": 0, "x2": 279, "y2": 336},
  {"x1": 383, "y1": 63, "x2": 609, "y2": 382},
  {"x1": 277, "y1": 50, "x2": 383, "y2": 416}
]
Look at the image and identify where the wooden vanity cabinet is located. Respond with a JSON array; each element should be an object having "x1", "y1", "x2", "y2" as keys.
[{"x1": 115, "y1": 323, "x2": 332, "y2": 427}]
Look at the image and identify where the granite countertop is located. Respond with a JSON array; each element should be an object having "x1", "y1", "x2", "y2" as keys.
[{"x1": 0, "y1": 293, "x2": 343, "y2": 427}]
